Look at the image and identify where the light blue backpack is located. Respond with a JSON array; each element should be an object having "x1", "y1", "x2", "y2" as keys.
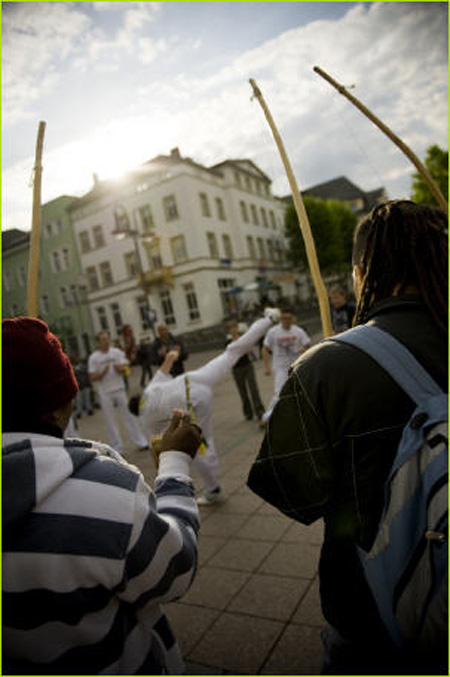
[{"x1": 333, "y1": 325, "x2": 448, "y2": 663}]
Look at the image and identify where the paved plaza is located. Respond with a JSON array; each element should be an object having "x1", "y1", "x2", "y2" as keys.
[{"x1": 75, "y1": 337, "x2": 325, "y2": 675}]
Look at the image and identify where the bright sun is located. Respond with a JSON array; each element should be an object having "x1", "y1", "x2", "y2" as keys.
[{"x1": 90, "y1": 125, "x2": 149, "y2": 180}]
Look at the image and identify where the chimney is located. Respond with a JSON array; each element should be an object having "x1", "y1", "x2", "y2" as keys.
[{"x1": 170, "y1": 147, "x2": 181, "y2": 160}]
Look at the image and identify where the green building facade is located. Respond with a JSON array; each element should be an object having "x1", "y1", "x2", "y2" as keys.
[{"x1": 2, "y1": 195, "x2": 94, "y2": 359}]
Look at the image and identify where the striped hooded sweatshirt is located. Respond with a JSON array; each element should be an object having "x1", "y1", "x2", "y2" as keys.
[{"x1": 2, "y1": 432, "x2": 200, "y2": 674}]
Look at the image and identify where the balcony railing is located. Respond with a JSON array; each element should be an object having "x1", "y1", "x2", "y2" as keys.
[{"x1": 137, "y1": 266, "x2": 174, "y2": 292}]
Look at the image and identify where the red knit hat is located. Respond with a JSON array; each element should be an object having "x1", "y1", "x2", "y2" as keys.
[{"x1": 2, "y1": 317, "x2": 79, "y2": 418}]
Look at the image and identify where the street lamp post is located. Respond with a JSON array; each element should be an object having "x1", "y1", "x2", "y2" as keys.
[{"x1": 112, "y1": 205, "x2": 157, "y2": 338}]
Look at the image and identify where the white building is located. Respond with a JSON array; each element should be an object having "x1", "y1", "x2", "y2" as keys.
[{"x1": 69, "y1": 148, "x2": 291, "y2": 341}]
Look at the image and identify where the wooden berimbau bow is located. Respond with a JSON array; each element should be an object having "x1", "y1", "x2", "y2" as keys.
[
  {"x1": 249, "y1": 79, "x2": 333, "y2": 338},
  {"x1": 27, "y1": 121, "x2": 46, "y2": 318}
]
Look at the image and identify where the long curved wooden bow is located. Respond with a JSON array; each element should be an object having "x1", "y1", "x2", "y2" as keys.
[
  {"x1": 314, "y1": 66, "x2": 448, "y2": 215},
  {"x1": 249, "y1": 79, "x2": 333, "y2": 338},
  {"x1": 27, "y1": 121, "x2": 46, "y2": 318}
]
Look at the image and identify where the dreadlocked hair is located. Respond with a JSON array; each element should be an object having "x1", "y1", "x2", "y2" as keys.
[{"x1": 352, "y1": 200, "x2": 448, "y2": 335}]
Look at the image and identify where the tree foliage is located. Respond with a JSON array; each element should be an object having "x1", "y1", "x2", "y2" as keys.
[
  {"x1": 411, "y1": 144, "x2": 448, "y2": 206},
  {"x1": 284, "y1": 195, "x2": 357, "y2": 273}
]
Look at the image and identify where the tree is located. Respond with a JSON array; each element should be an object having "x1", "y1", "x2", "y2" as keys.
[
  {"x1": 284, "y1": 196, "x2": 357, "y2": 274},
  {"x1": 411, "y1": 145, "x2": 448, "y2": 206}
]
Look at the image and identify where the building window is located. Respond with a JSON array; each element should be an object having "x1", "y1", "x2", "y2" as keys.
[
  {"x1": 136, "y1": 296, "x2": 151, "y2": 331},
  {"x1": 247, "y1": 236, "x2": 256, "y2": 260},
  {"x1": 62, "y1": 247, "x2": 70, "y2": 270},
  {"x1": 96, "y1": 306, "x2": 109, "y2": 331},
  {"x1": 17, "y1": 265, "x2": 27, "y2": 286},
  {"x1": 41, "y1": 294, "x2": 50, "y2": 315},
  {"x1": 183, "y1": 282, "x2": 201, "y2": 321},
  {"x1": 257, "y1": 237, "x2": 266, "y2": 261},
  {"x1": 145, "y1": 239, "x2": 162, "y2": 270},
  {"x1": 79, "y1": 230, "x2": 91, "y2": 253},
  {"x1": 110, "y1": 302, "x2": 123, "y2": 331},
  {"x1": 3, "y1": 270, "x2": 11, "y2": 292},
  {"x1": 267, "y1": 239, "x2": 274, "y2": 261},
  {"x1": 250, "y1": 204, "x2": 259, "y2": 225},
  {"x1": 45, "y1": 223, "x2": 53, "y2": 238},
  {"x1": 113, "y1": 205, "x2": 130, "y2": 231},
  {"x1": 99, "y1": 261, "x2": 114, "y2": 287},
  {"x1": 139, "y1": 204, "x2": 154, "y2": 233},
  {"x1": 222, "y1": 234, "x2": 233, "y2": 260},
  {"x1": 206, "y1": 232, "x2": 219, "y2": 259},
  {"x1": 52, "y1": 250, "x2": 62, "y2": 273},
  {"x1": 171, "y1": 235, "x2": 187, "y2": 263},
  {"x1": 215, "y1": 197, "x2": 226, "y2": 221},
  {"x1": 245, "y1": 176, "x2": 252, "y2": 192},
  {"x1": 269, "y1": 210, "x2": 276, "y2": 229},
  {"x1": 234, "y1": 171, "x2": 241, "y2": 187},
  {"x1": 240, "y1": 201, "x2": 249, "y2": 223},
  {"x1": 260, "y1": 207, "x2": 268, "y2": 228},
  {"x1": 124, "y1": 251, "x2": 139, "y2": 278},
  {"x1": 160, "y1": 289, "x2": 176, "y2": 325},
  {"x1": 218, "y1": 278, "x2": 236, "y2": 316},
  {"x1": 255, "y1": 180, "x2": 261, "y2": 195},
  {"x1": 199, "y1": 192, "x2": 211, "y2": 217},
  {"x1": 264, "y1": 183, "x2": 270, "y2": 196},
  {"x1": 86, "y1": 266, "x2": 100, "y2": 292},
  {"x1": 92, "y1": 225, "x2": 105, "y2": 248},
  {"x1": 59, "y1": 286, "x2": 72, "y2": 309},
  {"x1": 163, "y1": 194, "x2": 179, "y2": 221}
]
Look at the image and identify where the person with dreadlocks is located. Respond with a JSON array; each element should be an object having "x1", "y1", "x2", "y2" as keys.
[{"x1": 247, "y1": 200, "x2": 448, "y2": 675}]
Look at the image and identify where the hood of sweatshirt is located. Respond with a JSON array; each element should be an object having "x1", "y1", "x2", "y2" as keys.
[{"x1": 2, "y1": 432, "x2": 118, "y2": 534}]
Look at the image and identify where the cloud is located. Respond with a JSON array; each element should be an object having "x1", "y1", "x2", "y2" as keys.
[
  {"x1": 2, "y1": 3, "x2": 91, "y2": 124},
  {"x1": 2, "y1": 2, "x2": 166, "y2": 126},
  {"x1": 92, "y1": 2, "x2": 161, "y2": 13},
  {"x1": 3, "y1": 2, "x2": 448, "y2": 231},
  {"x1": 178, "y1": 2, "x2": 448, "y2": 194}
]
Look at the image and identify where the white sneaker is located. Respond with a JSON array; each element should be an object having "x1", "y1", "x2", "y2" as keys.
[
  {"x1": 264, "y1": 307, "x2": 281, "y2": 324},
  {"x1": 196, "y1": 487, "x2": 222, "y2": 506}
]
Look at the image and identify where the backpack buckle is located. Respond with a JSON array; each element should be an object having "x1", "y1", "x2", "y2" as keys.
[{"x1": 425, "y1": 530, "x2": 446, "y2": 543}]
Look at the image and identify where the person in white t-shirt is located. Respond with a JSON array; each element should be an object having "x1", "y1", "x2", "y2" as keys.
[
  {"x1": 88, "y1": 331, "x2": 149, "y2": 454},
  {"x1": 261, "y1": 308, "x2": 310, "y2": 423},
  {"x1": 130, "y1": 309, "x2": 281, "y2": 505}
]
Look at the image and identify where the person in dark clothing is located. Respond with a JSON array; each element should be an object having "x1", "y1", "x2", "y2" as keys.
[
  {"x1": 136, "y1": 338, "x2": 153, "y2": 388},
  {"x1": 329, "y1": 285, "x2": 356, "y2": 333},
  {"x1": 151, "y1": 323, "x2": 188, "y2": 377},
  {"x1": 226, "y1": 320, "x2": 265, "y2": 421},
  {"x1": 247, "y1": 200, "x2": 448, "y2": 675},
  {"x1": 72, "y1": 357, "x2": 94, "y2": 418}
]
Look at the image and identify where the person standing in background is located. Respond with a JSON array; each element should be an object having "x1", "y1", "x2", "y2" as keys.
[
  {"x1": 329, "y1": 285, "x2": 356, "y2": 333},
  {"x1": 226, "y1": 320, "x2": 265, "y2": 421},
  {"x1": 261, "y1": 307, "x2": 310, "y2": 424},
  {"x1": 88, "y1": 331, "x2": 149, "y2": 454},
  {"x1": 151, "y1": 322, "x2": 188, "y2": 377}
]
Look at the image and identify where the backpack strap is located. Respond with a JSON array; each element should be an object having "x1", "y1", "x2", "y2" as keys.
[{"x1": 331, "y1": 325, "x2": 442, "y2": 407}]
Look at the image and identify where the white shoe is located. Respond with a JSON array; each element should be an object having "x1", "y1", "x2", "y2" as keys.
[
  {"x1": 264, "y1": 307, "x2": 281, "y2": 324},
  {"x1": 196, "y1": 487, "x2": 222, "y2": 506}
]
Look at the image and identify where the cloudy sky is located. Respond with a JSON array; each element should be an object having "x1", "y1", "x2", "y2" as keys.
[{"x1": 2, "y1": 1, "x2": 448, "y2": 232}]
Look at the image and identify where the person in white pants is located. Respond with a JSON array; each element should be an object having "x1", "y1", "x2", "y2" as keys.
[
  {"x1": 261, "y1": 308, "x2": 310, "y2": 424},
  {"x1": 132, "y1": 309, "x2": 281, "y2": 504},
  {"x1": 88, "y1": 331, "x2": 149, "y2": 454}
]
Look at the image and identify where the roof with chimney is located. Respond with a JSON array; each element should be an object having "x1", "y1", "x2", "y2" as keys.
[
  {"x1": 68, "y1": 147, "x2": 224, "y2": 211},
  {"x1": 302, "y1": 176, "x2": 386, "y2": 212}
]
